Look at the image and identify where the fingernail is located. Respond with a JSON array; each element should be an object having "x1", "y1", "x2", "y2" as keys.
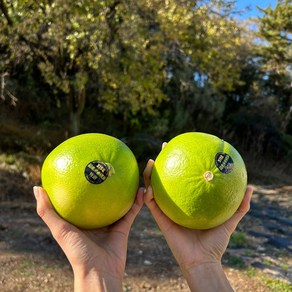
[
  {"x1": 33, "y1": 186, "x2": 40, "y2": 199},
  {"x1": 146, "y1": 185, "x2": 152, "y2": 193}
]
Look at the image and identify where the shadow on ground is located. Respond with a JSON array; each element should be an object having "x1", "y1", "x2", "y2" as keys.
[{"x1": 0, "y1": 167, "x2": 291, "y2": 290}]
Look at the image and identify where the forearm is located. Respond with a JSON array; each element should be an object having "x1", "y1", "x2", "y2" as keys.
[
  {"x1": 73, "y1": 268, "x2": 123, "y2": 292},
  {"x1": 182, "y1": 262, "x2": 234, "y2": 292}
]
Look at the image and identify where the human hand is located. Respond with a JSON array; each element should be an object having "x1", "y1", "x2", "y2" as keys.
[
  {"x1": 33, "y1": 186, "x2": 144, "y2": 292},
  {"x1": 143, "y1": 159, "x2": 252, "y2": 291}
]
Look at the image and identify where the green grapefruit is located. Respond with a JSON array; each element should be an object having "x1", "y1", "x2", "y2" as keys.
[
  {"x1": 41, "y1": 133, "x2": 139, "y2": 229},
  {"x1": 151, "y1": 132, "x2": 247, "y2": 229}
]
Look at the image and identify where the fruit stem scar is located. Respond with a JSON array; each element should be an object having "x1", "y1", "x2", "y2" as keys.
[
  {"x1": 204, "y1": 171, "x2": 214, "y2": 182},
  {"x1": 106, "y1": 163, "x2": 115, "y2": 177}
]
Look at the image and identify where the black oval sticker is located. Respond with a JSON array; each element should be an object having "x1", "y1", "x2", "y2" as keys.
[
  {"x1": 85, "y1": 161, "x2": 109, "y2": 184},
  {"x1": 215, "y1": 152, "x2": 234, "y2": 174}
]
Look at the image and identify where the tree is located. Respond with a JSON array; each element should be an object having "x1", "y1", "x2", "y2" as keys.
[
  {"x1": 156, "y1": 0, "x2": 245, "y2": 134},
  {"x1": 256, "y1": 0, "x2": 292, "y2": 131},
  {"x1": 0, "y1": 0, "x2": 168, "y2": 135},
  {"x1": 0, "y1": 0, "x2": 255, "y2": 137}
]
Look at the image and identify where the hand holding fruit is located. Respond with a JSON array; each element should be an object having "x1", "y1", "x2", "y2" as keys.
[
  {"x1": 143, "y1": 158, "x2": 253, "y2": 291},
  {"x1": 37, "y1": 132, "x2": 252, "y2": 291},
  {"x1": 34, "y1": 186, "x2": 144, "y2": 292},
  {"x1": 41, "y1": 134, "x2": 140, "y2": 229}
]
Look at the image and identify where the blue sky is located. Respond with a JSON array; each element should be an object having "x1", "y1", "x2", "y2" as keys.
[{"x1": 235, "y1": 0, "x2": 277, "y2": 19}]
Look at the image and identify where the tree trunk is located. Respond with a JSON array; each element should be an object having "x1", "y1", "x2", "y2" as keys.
[
  {"x1": 0, "y1": 0, "x2": 13, "y2": 26},
  {"x1": 70, "y1": 110, "x2": 81, "y2": 136},
  {"x1": 68, "y1": 88, "x2": 86, "y2": 136}
]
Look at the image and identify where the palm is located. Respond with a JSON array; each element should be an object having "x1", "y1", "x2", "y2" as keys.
[
  {"x1": 143, "y1": 159, "x2": 252, "y2": 271},
  {"x1": 35, "y1": 186, "x2": 144, "y2": 279},
  {"x1": 147, "y1": 207, "x2": 231, "y2": 269},
  {"x1": 62, "y1": 223, "x2": 129, "y2": 278}
]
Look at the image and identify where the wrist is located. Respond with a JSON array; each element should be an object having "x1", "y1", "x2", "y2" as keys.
[
  {"x1": 182, "y1": 261, "x2": 234, "y2": 292},
  {"x1": 73, "y1": 267, "x2": 123, "y2": 292}
]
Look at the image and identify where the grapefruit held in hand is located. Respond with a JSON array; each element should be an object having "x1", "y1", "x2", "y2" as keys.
[
  {"x1": 151, "y1": 132, "x2": 247, "y2": 229},
  {"x1": 41, "y1": 133, "x2": 139, "y2": 229}
]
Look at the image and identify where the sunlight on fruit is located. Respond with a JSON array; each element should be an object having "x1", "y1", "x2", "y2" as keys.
[{"x1": 152, "y1": 132, "x2": 247, "y2": 229}]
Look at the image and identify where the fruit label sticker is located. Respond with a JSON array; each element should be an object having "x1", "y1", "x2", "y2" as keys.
[
  {"x1": 215, "y1": 152, "x2": 234, "y2": 174},
  {"x1": 85, "y1": 161, "x2": 109, "y2": 184}
]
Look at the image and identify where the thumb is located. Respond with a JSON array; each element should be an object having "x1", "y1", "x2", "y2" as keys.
[
  {"x1": 33, "y1": 186, "x2": 76, "y2": 245},
  {"x1": 143, "y1": 159, "x2": 154, "y2": 188},
  {"x1": 144, "y1": 185, "x2": 174, "y2": 233},
  {"x1": 114, "y1": 187, "x2": 144, "y2": 232}
]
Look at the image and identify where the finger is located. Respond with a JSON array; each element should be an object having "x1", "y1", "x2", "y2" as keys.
[
  {"x1": 144, "y1": 184, "x2": 154, "y2": 203},
  {"x1": 122, "y1": 187, "x2": 144, "y2": 226},
  {"x1": 162, "y1": 142, "x2": 167, "y2": 149},
  {"x1": 143, "y1": 159, "x2": 154, "y2": 188},
  {"x1": 34, "y1": 186, "x2": 56, "y2": 221},
  {"x1": 33, "y1": 186, "x2": 75, "y2": 244},
  {"x1": 237, "y1": 186, "x2": 253, "y2": 213},
  {"x1": 110, "y1": 187, "x2": 144, "y2": 236},
  {"x1": 224, "y1": 186, "x2": 253, "y2": 233}
]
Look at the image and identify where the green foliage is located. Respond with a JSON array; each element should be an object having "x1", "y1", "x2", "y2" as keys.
[
  {"x1": 257, "y1": 0, "x2": 292, "y2": 75},
  {"x1": 225, "y1": 255, "x2": 245, "y2": 268},
  {"x1": 263, "y1": 278, "x2": 292, "y2": 292},
  {"x1": 0, "y1": 0, "x2": 291, "y2": 169},
  {"x1": 229, "y1": 231, "x2": 249, "y2": 248},
  {"x1": 255, "y1": 0, "x2": 292, "y2": 115},
  {"x1": 246, "y1": 265, "x2": 256, "y2": 278},
  {"x1": 0, "y1": 1, "x2": 244, "y2": 124}
]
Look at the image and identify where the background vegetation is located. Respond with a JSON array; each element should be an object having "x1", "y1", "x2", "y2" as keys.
[{"x1": 0, "y1": 0, "x2": 291, "y2": 178}]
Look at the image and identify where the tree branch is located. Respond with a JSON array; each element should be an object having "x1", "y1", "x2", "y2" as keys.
[{"x1": 0, "y1": 0, "x2": 13, "y2": 26}]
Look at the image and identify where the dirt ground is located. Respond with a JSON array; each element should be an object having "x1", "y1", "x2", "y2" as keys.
[{"x1": 0, "y1": 158, "x2": 291, "y2": 291}]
